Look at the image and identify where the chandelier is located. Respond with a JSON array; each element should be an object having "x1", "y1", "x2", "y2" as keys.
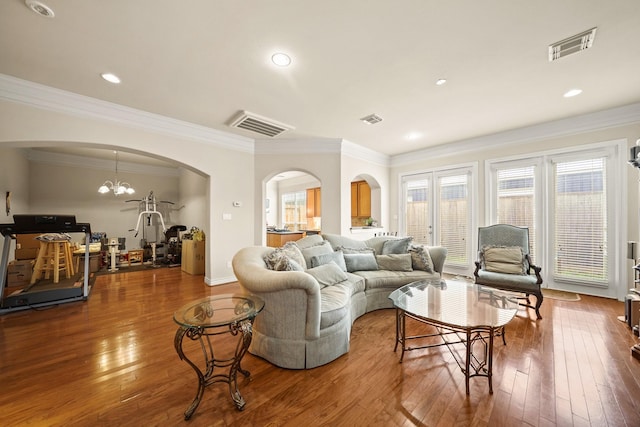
[{"x1": 98, "y1": 151, "x2": 135, "y2": 196}]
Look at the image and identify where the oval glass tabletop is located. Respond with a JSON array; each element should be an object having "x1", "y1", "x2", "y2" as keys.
[
  {"x1": 389, "y1": 279, "x2": 518, "y2": 329},
  {"x1": 173, "y1": 294, "x2": 265, "y2": 328}
]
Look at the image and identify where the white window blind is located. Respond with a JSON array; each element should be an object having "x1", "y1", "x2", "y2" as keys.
[
  {"x1": 405, "y1": 178, "x2": 431, "y2": 244},
  {"x1": 554, "y1": 157, "x2": 607, "y2": 283},
  {"x1": 496, "y1": 166, "x2": 536, "y2": 263},
  {"x1": 438, "y1": 174, "x2": 469, "y2": 266}
]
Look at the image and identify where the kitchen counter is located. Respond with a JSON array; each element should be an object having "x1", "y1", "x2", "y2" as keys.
[{"x1": 266, "y1": 231, "x2": 304, "y2": 247}]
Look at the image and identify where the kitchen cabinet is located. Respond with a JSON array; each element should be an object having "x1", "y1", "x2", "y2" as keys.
[
  {"x1": 306, "y1": 187, "x2": 321, "y2": 218},
  {"x1": 351, "y1": 180, "x2": 371, "y2": 218}
]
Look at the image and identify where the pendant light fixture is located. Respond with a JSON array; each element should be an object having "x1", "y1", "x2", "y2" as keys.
[{"x1": 98, "y1": 151, "x2": 135, "y2": 196}]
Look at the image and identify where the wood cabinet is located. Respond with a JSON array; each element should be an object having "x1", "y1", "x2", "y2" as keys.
[
  {"x1": 266, "y1": 232, "x2": 304, "y2": 248},
  {"x1": 351, "y1": 180, "x2": 371, "y2": 217},
  {"x1": 306, "y1": 187, "x2": 321, "y2": 218}
]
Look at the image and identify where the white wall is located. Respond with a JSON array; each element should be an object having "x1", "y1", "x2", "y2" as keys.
[
  {"x1": 178, "y1": 168, "x2": 208, "y2": 234},
  {"x1": 0, "y1": 97, "x2": 254, "y2": 284},
  {"x1": 27, "y1": 159, "x2": 179, "y2": 247},
  {"x1": 0, "y1": 148, "x2": 29, "y2": 220}
]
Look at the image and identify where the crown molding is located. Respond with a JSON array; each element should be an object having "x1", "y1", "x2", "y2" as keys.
[
  {"x1": 341, "y1": 139, "x2": 390, "y2": 167},
  {"x1": 390, "y1": 102, "x2": 640, "y2": 167},
  {"x1": 254, "y1": 138, "x2": 343, "y2": 155},
  {"x1": 27, "y1": 148, "x2": 180, "y2": 177},
  {"x1": 0, "y1": 73, "x2": 255, "y2": 153}
]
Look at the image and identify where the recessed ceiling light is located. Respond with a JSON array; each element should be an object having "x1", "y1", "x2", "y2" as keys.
[
  {"x1": 25, "y1": 0, "x2": 54, "y2": 18},
  {"x1": 405, "y1": 132, "x2": 423, "y2": 140},
  {"x1": 101, "y1": 73, "x2": 121, "y2": 84},
  {"x1": 271, "y1": 53, "x2": 291, "y2": 67},
  {"x1": 435, "y1": 78, "x2": 447, "y2": 86},
  {"x1": 563, "y1": 88, "x2": 582, "y2": 98}
]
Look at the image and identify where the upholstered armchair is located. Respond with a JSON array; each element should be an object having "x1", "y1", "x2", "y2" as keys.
[{"x1": 473, "y1": 224, "x2": 543, "y2": 319}]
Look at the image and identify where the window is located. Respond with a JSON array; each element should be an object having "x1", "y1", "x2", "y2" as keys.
[
  {"x1": 438, "y1": 174, "x2": 470, "y2": 267},
  {"x1": 496, "y1": 166, "x2": 537, "y2": 262},
  {"x1": 281, "y1": 191, "x2": 307, "y2": 230},
  {"x1": 553, "y1": 157, "x2": 607, "y2": 283},
  {"x1": 404, "y1": 176, "x2": 431, "y2": 245}
]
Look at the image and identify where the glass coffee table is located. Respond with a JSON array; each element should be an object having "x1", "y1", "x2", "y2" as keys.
[
  {"x1": 389, "y1": 279, "x2": 518, "y2": 394},
  {"x1": 173, "y1": 294, "x2": 265, "y2": 419}
]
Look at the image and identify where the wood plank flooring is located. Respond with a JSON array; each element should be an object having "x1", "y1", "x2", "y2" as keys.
[{"x1": 1, "y1": 268, "x2": 640, "y2": 426}]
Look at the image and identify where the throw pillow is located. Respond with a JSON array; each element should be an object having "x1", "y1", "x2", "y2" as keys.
[
  {"x1": 300, "y1": 241, "x2": 334, "y2": 269},
  {"x1": 281, "y1": 241, "x2": 306, "y2": 268},
  {"x1": 263, "y1": 249, "x2": 304, "y2": 271},
  {"x1": 337, "y1": 246, "x2": 376, "y2": 255},
  {"x1": 408, "y1": 245, "x2": 434, "y2": 272},
  {"x1": 310, "y1": 250, "x2": 347, "y2": 271},
  {"x1": 381, "y1": 237, "x2": 413, "y2": 255},
  {"x1": 343, "y1": 252, "x2": 378, "y2": 272},
  {"x1": 482, "y1": 246, "x2": 525, "y2": 275},
  {"x1": 306, "y1": 261, "x2": 349, "y2": 288},
  {"x1": 375, "y1": 254, "x2": 413, "y2": 272}
]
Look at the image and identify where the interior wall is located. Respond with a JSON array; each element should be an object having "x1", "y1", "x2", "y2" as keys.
[
  {"x1": 0, "y1": 147, "x2": 29, "y2": 220},
  {"x1": 178, "y1": 168, "x2": 208, "y2": 233},
  {"x1": 0, "y1": 99, "x2": 255, "y2": 284},
  {"x1": 27, "y1": 159, "x2": 179, "y2": 247}
]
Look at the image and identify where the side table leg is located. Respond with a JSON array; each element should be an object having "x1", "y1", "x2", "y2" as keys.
[
  {"x1": 228, "y1": 320, "x2": 254, "y2": 410},
  {"x1": 174, "y1": 327, "x2": 206, "y2": 420}
]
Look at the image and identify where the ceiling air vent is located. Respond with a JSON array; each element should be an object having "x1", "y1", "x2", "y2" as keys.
[
  {"x1": 360, "y1": 113, "x2": 383, "y2": 125},
  {"x1": 228, "y1": 111, "x2": 294, "y2": 137},
  {"x1": 548, "y1": 27, "x2": 597, "y2": 62}
]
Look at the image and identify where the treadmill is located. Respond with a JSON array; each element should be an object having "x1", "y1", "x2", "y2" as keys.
[{"x1": 0, "y1": 214, "x2": 92, "y2": 314}]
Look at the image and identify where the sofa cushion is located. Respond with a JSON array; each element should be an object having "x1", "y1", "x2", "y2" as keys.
[
  {"x1": 344, "y1": 252, "x2": 378, "y2": 272},
  {"x1": 375, "y1": 253, "x2": 413, "y2": 271},
  {"x1": 481, "y1": 246, "x2": 525, "y2": 274},
  {"x1": 381, "y1": 237, "x2": 413, "y2": 255},
  {"x1": 295, "y1": 234, "x2": 325, "y2": 249},
  {"x1": 322, "y1": 233, "x2": 368, "y2": 251},
  {"x1": 300, "y1": 241, "x2": 334, "y2": 269},
  {"x1": 306, "y1": 261, "x2": 349, "y2": 288},
  {"x1": 354, "y1": 270, "x2": 440, "y2": 290},
  {"x1": 310, "y1": 250, "x2": 347, "y2": 271},
  {"x1": 409, "y1": 245, "x2": 434, "y2": 272},
  {"x1": 320, "y1": 283, "x2": 351, "y2": 329}
]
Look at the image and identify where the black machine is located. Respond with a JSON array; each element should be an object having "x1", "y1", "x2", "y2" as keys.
[{"x1": 0, "y1": 214, "x2": 92, "y2": 314}]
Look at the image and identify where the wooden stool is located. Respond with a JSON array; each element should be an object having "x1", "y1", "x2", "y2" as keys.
[{"x1": 30, "y1": 240, "x2": 75, "y2": 284}]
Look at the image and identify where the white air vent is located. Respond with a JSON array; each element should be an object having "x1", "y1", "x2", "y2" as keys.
[
  {"x1": 360, "y1": 113, "x2": 383, "y2": 125},
  {"x1": 228, "y1": 111, "x2": 294, "y2": 137},
  {"x1": 548, "y1": 27, "x2": 597, "y2": 62}
]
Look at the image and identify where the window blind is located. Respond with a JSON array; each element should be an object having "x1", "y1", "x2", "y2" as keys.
[
  {"x1": 438, "y1": 174, "x2": 469, "y2": 266},
  {"x1": 496, "y1": 166, "x2": 536, "y2": 262},
  {"x1": 554, "y1": 157, "x2": 607, "y2": 283}
]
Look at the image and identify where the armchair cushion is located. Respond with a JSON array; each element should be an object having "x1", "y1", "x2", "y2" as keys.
[{"x1": 481, "y1": 245, "x2": 525, "y2": 275}]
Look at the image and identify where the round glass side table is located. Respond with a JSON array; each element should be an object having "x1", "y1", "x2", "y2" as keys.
[{"x1": 173, "y1": 294, "x2": 265, "y2": 419}]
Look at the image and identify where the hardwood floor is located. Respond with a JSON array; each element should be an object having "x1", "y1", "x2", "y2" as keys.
[{"x1": 1, "y1": 268, "x2": 640, "y2": 426}]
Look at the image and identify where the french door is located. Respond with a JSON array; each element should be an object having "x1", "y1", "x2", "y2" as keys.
[
  {"x1": 401, "y1": 167, "x2": 475, "y2": 273},
  {"x1": 487, "y1": 142, "x2": 624, "y2": 298}
]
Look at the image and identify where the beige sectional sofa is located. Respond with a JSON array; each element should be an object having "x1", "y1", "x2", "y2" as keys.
[{"x1": 231, "y1": 233, "x2": 447, "y2": 369}]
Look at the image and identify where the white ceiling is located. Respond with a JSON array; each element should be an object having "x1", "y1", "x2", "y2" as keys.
[{"x1": 1, "y1": 0, "x2": 639, "y2": 159}]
